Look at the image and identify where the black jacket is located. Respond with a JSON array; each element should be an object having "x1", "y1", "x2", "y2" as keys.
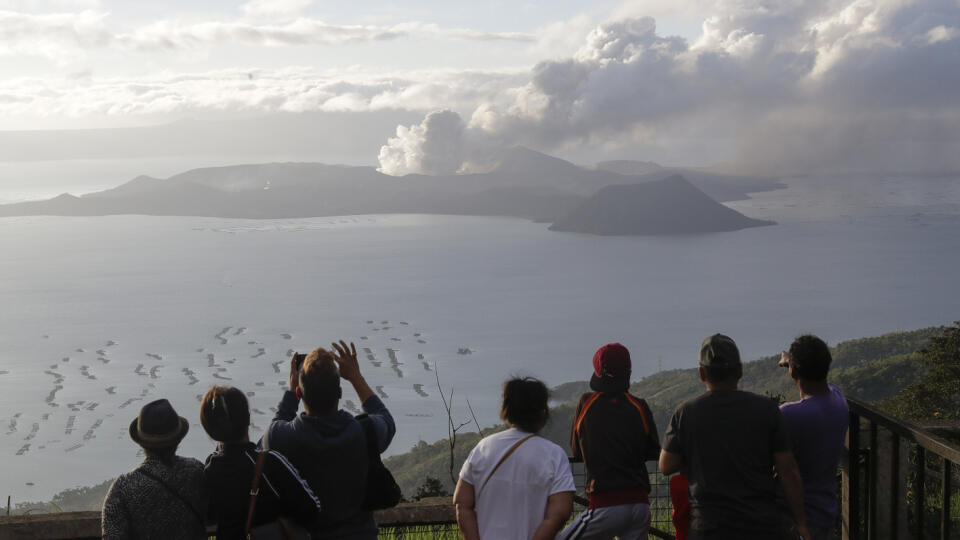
[
  {"x1": 203, "y1": 442, "x2": 321, "y2": 539},
  {"x1": 571, "y1": 392, "x2": 661, "y2": 495}
]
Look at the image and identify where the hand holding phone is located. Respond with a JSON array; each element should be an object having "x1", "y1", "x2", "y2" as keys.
[{"x1": 289, "y1": 352, "x2": 305, "y2": 390}]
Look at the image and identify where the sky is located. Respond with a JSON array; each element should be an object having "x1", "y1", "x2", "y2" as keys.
[{"x1": 1, "y1": 0, "x2": 959, "y2": 173}]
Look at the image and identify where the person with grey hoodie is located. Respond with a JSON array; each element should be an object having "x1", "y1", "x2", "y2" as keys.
[{"x1": 264, "y1": 340, "x2": 395, "y2": 540}]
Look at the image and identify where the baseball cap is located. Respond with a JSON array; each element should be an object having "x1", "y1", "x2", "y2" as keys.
[
  {"x1": 699, "y1": 334, "x2": 741, "y2": 367},
  {"x1": 590, "y1": 343, "x2": 631, "y2": 393}
]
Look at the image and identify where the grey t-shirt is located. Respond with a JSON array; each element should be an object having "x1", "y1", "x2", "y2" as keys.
[{"x1": 663, "y1": 389, "x2": 792, "y2": 534}]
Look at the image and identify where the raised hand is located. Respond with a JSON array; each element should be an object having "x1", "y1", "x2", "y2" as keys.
[{"x1": 331, "y1": 340, "x2": 361, "y2": 382}]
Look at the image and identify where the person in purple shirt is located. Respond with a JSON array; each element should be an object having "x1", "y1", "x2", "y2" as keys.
[{"x1": 778, "y1": 335, "x2": 849, "y2": 540}]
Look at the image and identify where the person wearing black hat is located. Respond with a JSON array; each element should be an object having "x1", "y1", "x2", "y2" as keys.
[
  {"x1": 102, "y1": 398, "x2": 206, "y2": 540},
  {"x1": 658, "y1": 334, "x2": 810, "y2": 540},
  {"x1": 557, "y1": 343, "x2": 661, "y2": 540}
]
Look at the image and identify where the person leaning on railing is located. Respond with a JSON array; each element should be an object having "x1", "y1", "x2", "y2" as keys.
[{"x1": 454, "y1": 377, "x2": 576, "y2": 540}]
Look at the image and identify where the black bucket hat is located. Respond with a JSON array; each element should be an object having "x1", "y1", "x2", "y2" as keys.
[{"x1": 129, "y1": 399, "x2": 190, "y2": 449}]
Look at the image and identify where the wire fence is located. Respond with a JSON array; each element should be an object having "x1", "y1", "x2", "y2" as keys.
[{"x1": 376, "y1": 459, "x2": 677, "y2": 539}]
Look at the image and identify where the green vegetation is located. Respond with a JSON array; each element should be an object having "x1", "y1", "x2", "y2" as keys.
[
  {"x1": 412, "y1": 476, "x2": 450, "y2": 501},
  {"x1": 886, "y1": 321, "x2": 960, "y2": 421},
  {"x1": 12, "y1": 478, "x2": 113, "y2": 514}
]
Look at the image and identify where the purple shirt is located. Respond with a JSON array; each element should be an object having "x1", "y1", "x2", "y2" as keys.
[{"x1": 780, "y1": 384, "x2": 849, "y2": 528}]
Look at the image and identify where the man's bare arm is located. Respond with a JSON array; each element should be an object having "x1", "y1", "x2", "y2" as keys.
[
  {"x1": 453, "y1": 479, "x2": 480, "y2": 540},
  {"x1": 531, "y1": 491, "x2": 574, "y2": 540},
  {"x1": 774, "y1": 450, "x2": 811, "y2": 539},
  {"x1": 659, "y1": 449, "x2": 684, "y2": 476}
]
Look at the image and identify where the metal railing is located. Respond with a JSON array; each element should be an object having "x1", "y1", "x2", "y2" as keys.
[{"x1": 843, "y1": 397, "x2": 959, "y2": 540}]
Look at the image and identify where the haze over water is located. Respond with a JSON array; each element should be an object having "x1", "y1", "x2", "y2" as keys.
[{"x1": 2, "y1": 170, "x2": 959, "y2": 500}]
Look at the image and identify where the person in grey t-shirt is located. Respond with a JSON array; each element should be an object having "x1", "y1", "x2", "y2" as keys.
[{"x1": 659, "y1": 334, "x2": 810, "y2": 540}]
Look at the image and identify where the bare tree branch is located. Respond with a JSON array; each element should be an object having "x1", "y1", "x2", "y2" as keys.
[{"x1": 466, "y1": 398, "x2": 482, "y2": 435}]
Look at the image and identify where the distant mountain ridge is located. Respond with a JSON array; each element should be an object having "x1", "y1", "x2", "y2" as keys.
[{"x1": 0, "y1": 148, "x2": 780, "y2": 235}]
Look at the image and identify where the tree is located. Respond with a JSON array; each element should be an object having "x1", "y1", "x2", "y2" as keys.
[
  {"x1": 886, "y1": 322, "x2": 960, "y2": 421},
  {"x1": 413, "y1": 476, "x2": 450, "y2": 501}
]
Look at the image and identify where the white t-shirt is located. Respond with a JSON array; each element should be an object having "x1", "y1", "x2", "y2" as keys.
[{"x1": 459, "y1": 428, "x2": 576, "y2": 540}]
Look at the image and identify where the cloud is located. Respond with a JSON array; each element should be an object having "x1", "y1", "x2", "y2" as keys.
[
  {"x1": 240, "y1": 0, "x2": 313, "y2": 20},
  {"x1": 0, "y1": 9, "x2": 536, "y2": 61},
  {"x1": 0, "y1": 9, "x2": 110, "y2": 60},
  {"x1": 378, "y1": 110, "x2": 466, "y2": 175},
  {"x1": 0, "y1": 67, "x2": 525, "y2": 121},
  {"x1": 378, "y1": 0, "x2": 960, "y2": 175}
]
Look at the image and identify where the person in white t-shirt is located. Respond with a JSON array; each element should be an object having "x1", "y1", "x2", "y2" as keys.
[{"x1": 453, "y1": 377, "x2": 576, "y2": 540}]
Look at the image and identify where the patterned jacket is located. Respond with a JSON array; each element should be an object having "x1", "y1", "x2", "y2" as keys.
[{"x1": 101, "y1": 455, "x2": 207, "y2": 540}]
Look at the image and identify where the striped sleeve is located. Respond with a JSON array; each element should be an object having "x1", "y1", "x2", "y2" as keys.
[{"x1": 262, "y1": 450, "x2": 322, "y2": 526}]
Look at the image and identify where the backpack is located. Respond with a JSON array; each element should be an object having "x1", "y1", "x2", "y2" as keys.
[{"x1": 356, "y1": 414, "x2": 402, "y2": 510}]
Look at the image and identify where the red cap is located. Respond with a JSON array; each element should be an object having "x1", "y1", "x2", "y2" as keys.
[{"x1": 593, "y1": 343, "x2": 631, "y2": 379}]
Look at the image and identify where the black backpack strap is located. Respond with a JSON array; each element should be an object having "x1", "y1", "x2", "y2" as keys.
[{"x1": 136, "y1": 468, "x2": 204, "y2": 526}]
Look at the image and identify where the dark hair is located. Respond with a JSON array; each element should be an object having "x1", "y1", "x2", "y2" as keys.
[
  {"x1": 702, "y1": 364, "x2": 741, "y2": 384},
  {"x1": 788, "y1": 334, "x2": 832, "y2": 381},
  {"x1": 500, "y1": 377, "x2": 549, "y2": 433},
  {"x1": 299, "y1": 348, "x2": 341, "y2": 413},
  {"x1": 200, "y1": 386, "x2": 250, "y2": 443}
]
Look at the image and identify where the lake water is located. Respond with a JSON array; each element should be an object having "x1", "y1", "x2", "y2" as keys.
[{"x1": 1, "y1": 173, "x2": 959, "y2": 501}]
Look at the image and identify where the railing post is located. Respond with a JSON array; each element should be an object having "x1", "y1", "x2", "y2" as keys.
[
  {"x1": 916, "y1": 447, "x2": 926, "y2": 540},
  {"x1": 846, "y1": 411, "x2": 861, "y2": 540},
  {"x1": 869, "y1": 422, "x2": 878, "y2": 539},
  {"x1": 942, "y1": 459, "x2": 952, "y2": 540},
  {"x1": 890, "y1": 433, "x2": 900, "y2": 540}
]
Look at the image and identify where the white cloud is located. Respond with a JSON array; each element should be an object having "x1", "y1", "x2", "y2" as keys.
[
  {"x1": 240, "y1": 0, "x2": 313, "y2": 20},
  {"x1": 0, "y1": 9, "x2": 110, "y2": 61},
  {"x1": 925, "y1": 24, "x2": 959, "y2": 43},
  {"x1": 0, "y1": 9, "x2": 536, "y2": 61},
  {"x1": 0, "y1": 67, "x2": 525, "y2": 120}
]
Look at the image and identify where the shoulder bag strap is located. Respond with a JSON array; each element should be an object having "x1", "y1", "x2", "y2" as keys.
[
  {"x1": 478, "y1": 433, "x2": 536, "y2": 495},
  {"x1": 245, "y1": 450, "x2": 270, "y2": 538},
  {"x1": 136, "y1": 467, "x2": 204, "y2": 526}
]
